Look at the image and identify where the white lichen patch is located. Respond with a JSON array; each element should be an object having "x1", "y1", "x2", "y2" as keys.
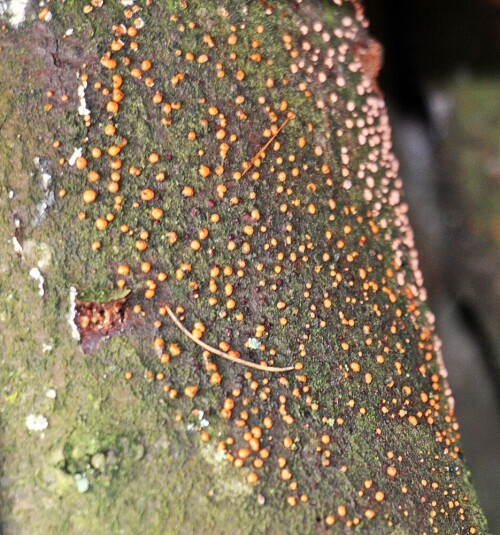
[
  {"x1": 41, "y1": 171, "x2": 52, "y2": 190},
  {"x1": 246, "y1": 337, "x2": 260, "y2": 350},
  {"x1": 33, "y1": 191, "x2": 55, "y2": 226},
  {"x1": 197, "y1": 410, "x2": 210, "y2": 428},
  {"x1": 11, "y1": 236, "x2": 23, "y2": 254},
  {"x1": 187, "y1": 410, "x2": 210, "y2": 431},
  {"x1": 68, "y1": 286, "x2": 80, "y2": 341},
  {"x1": 77, "y1": 79, "x2": 90, "y2": 117},
  {"x1": 200, "y1": 417, "x2": 209, "y2": 428},
  {"x1": 25, "y1": 414, "x2": 48, "y2": 432},
  {"x1": 29, "y1": 267, "x2": 45, "y2": 296},
  {"x1": 16, "y1": 240, "x2": 51, "y2": 274},
  {"x1": 23, "y1": 239, "x2": 52, "y2": 270},
  {"x1": 0, "y1": 0, "x2": 30, "y2": 28},
  {"x1": 33, "y1": 157, "x2": 55, "y2": 225},
  {"x1": 199, "y1": 442, "x2": 229, "y2": 466},
  {"x1": 34, "y1": 157, "x2": 52, "y2": 189},
  {"x1": 74, "y1": 473, "x2": 90, "y2": 493},
  {"x1": 68, "y1": 147, "x2": 83, "y2": 166},
  {"x1": 11, "y1": 239, "x2": 52, "y2": 298},
  {"x1": 46, "y1": 388, "x2": 57, "y2": 399},
  {"x1": 199, "y1": 442, "x2": 252, "y2": 499}
]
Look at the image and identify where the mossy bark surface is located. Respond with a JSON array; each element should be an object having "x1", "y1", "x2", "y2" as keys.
[{"x1": 0, "y1": 1, "x2": 488, "y2": 534}]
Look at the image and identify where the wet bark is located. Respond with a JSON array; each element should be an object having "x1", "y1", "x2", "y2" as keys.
[{"x1": 0, "y1": 1, "x2": 488, "y2": 533}]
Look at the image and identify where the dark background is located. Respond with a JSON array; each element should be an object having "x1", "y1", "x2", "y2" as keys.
[{"x1": 363, "y1": 0, "x2": 500, "y2": 531}]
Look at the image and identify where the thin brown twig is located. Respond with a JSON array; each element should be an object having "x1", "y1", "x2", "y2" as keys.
[
  {"x1": 241, "y1": 112, "x2": 296, "y2": 177},
  {"x1": 165, "y1": 305, "x2": 295, "y2": 373}
]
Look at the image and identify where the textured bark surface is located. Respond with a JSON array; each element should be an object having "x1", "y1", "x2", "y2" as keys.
[{"x1": 0, "y1": 1, "x2": 488, "y2": 534}]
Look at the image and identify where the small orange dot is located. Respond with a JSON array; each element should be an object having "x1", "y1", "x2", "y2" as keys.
[
  {"x1": 149, "y1": 206, "x2": 162, "y2": 219},
  {"x1": 184, "y1": 385, "x2": 199, "y2": 398},
  {"x1": 107, "y1": 101, "x2": 119, "y2": 114},
  {"x1": 247, "y1": 472, "x2": 259, "y2": 484},
  {"x1": 104, "y1": 124, "x2": 116, "y2": 136},
  {"x1": 95, "y1": 218, "x2": 108, "y2": 230},
  {"x1": 75, "y1": 157, "x2": 88, "y2": 170},
  {"x1": 199, "y1": 165, "x2": 211, "y2": 177},
  {"x1": 325, "y1": 515, "x2": 335, "y2": 526},
  {"x1": 141, "y1": 188, "x2": 155, "y2": 201},
  {"x1": 387, "y1": 466, "x2": 397, "y2": 477}
]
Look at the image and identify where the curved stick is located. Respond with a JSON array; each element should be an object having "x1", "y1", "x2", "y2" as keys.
[
  {"x1": 241, "y1": 112, "x2": 296, "y2": 177},
  {"x1": 165, "y1": 305, "x2": 295, "y2": 373}
]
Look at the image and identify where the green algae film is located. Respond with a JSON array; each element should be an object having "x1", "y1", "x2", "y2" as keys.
[{"x1": 11, "y1": 0, "x2": 488, "y2": 532}]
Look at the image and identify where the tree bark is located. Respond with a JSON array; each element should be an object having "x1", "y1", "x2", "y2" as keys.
[{"x1": 0, "y1": 1, "x2": 488, "y2": 533}]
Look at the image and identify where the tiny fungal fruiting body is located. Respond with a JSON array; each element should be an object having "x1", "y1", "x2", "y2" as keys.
[{"x1": 31, "y1": 0, "x2": 486, "y2": 531}]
